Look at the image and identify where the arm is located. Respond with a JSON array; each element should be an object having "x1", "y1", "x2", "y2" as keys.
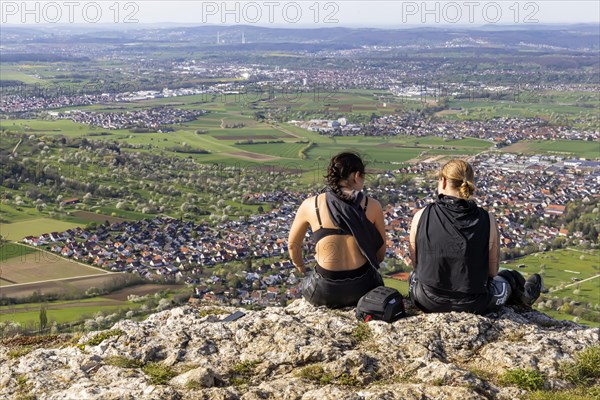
[
  {"x1": 369, "y1": 198, "x2": 386, "y2": 263},
  {"x1": 488, "y1": 211, "x2": 500, "y2": 277},
  {"x1": 409, "y1": 209, "x2": 423, "y2": 270},
  {"x1": 288, "y1": 199, "x2": 310, "y2": 273}
]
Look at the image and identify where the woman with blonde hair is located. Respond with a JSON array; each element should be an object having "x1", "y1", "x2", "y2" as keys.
[{"x1": 408, "y1": 159, "x2": 542, "y2": 313}]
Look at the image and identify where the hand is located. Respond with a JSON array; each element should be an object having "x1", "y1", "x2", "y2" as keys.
[{"x1": 296, "y1": 264, "x2": 306, "y2": 274}]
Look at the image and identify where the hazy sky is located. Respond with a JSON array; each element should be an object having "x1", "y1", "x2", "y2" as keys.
[{"x1": 2, "y1": 1, "x2": 599, "y2": 26}]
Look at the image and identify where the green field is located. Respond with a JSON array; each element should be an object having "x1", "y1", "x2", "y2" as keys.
[
  {"x1": 0, "y1": 68, "x2": 43, "y2": 84},
  {"x1": 0, "y1": 243, "x2": 37, "y2": 262},
  {"x1": 0, "y1": 299, "x2": 131, "y2": 325},
  {"x1": 504, "y1": 140, "x2": 600, "y2": 159},
  {"x1": 384, "y1": 278, "x2": 409, "y2": 296},
  {"x1": 0, "y1": 284, "x2": 189, "y2": 327},
  {"x1": 0, "y1": 202, "x2": 46, "y2": 224},
  {"x1": 0, "y1": 243, "x2": 109, "y2": 287},
  {"x1": 445, "y1": 98, "x2": 598, "y2": 128},
  {"x1": 233, "y1": 143, "x2": 306, "y2": 158},
  {"x1": 0, "y1": 218, "x2": 84, "y2": 241},
  {"x1": 503, "y1": 249, "x2": 599, "y2": 298},
  {"x1": 502, "y1": 248, "x2": 600, "y2": 327}
]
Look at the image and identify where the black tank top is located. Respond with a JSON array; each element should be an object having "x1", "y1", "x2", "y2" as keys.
[
  {"x1": 416, "y1": 195, "x2": 490, "y2": 294},
  {"x1": 312, "y1": 194, "x2": 368, "y2": 243}
]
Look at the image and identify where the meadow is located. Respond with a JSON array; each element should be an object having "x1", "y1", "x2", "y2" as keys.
[
  {"x1": 0, "y1": 218, "x2": 84, "y2": 241},
  {"x1": 502, "y1": 248, "x2": 599, "y2": 301},
  {"x1": 0, "y1": 274, "x2": 128, "y2": 299},
  {"x1": 503, "y1": 140, "x2": 600, "y2": 159},
  {"x1": 445, "y1": 95, "x2": 598, "y2": 129},
  {"x1": 383, "y1": 278, "x2": 409, "y2": 296},
  {"x1": 0, "y1": 66, "x2": 43, "y2": 84},
  {"x1": 0, "y1": 243, "x2": 109, "y2": 287},
  {"x1": 0, "y1": 284, "x2": 188, "y2": 327},
  {"x1": 502, "y1": 248, "x2": 600, "y2": 326}
]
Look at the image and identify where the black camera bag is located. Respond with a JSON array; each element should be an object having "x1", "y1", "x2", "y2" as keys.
[{"x1": 355, "y1": 286, "x2": 405, "y2": 323}]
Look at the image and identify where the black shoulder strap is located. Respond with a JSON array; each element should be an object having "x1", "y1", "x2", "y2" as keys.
[
  {"x1": 364, "y1": 196, "x2": 369, "y2": 212},
  {"x1": 315, "y1": 194, "x2": 323, "y2": 229}
]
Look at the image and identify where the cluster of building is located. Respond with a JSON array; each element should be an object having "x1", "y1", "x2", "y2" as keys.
[
  {"x1": 0, "y1": 94, "x2": 115, "y2": 114},
  {"x1": 53, "y1": 107, "x2": 206, "y2": 130},
  {"x1": 22, "y1": 154, "x2": 598, "y2": 306},
  {"x1": 23, "y1": 195, "x2": 308, "y2": 306},
  {"x1": 0, "y1": 87, "x2": 220, "y2": 115},
  {"x1": 291, "y1": 115, "x2": 598, "y2": 143}
]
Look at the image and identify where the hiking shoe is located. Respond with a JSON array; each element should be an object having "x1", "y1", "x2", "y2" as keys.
[
  {"x1": 498, "y1": 269, "x2": 525, "y2": 297},
  {"x1": 522, "y1": 274, "x2": 543, "y2": 306},
  {"x1": 498, "y1": 269, "x2": 539, "y2": 306}
]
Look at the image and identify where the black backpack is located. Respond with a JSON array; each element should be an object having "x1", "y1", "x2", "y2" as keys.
[{"x1": 355, "y1": 286, "x2": 405, "y2": 323}]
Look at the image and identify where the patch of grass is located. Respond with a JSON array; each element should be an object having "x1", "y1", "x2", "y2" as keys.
[
  {"x1": 16, "y1": 374, "x2": 28, "y2": 388},
  {"x1": 296, "y1": 365, "x2": 362, "y2": 387},
  {"x1": 68, "y1": 332, "x2": 84, "y2": 346},
  {"x1": 85, "y1": 329, "x2": 124, "y2": 346},
  {"x1": 13, "y1": 394, "x2": 36, "y2": 400},
  {"x1": 142, "y1": 362, "x2": 177, "y2": 385},
  {"x1": 468, "y1": 367, "x2": 494, "y2": 381},
  {"x1": 559, "y1": 345, "x2": 600, "y2": 386},
  {"x1": 1, "y1": 334, "x2": 61, "y2": 347},
  {"x1": 231, "y1": 359, "x2": 259, "y2": 375},
  {"x1": 104, "y1": 355, "x2": 143, "y2": 369},
  {"x1": 499, "y1": 368, "x2": 546, "y2": 391},
  {"x1": 383, "y1": 278, "x2": 409, "y2": 296},
  {"x1": 7, "y1": 346, "x2": 33, "y2": 359},
  {"x1": 13, "y1": 374, "x2": 35, "y2": 400},
  {"x1": 431, "y1": 377, "x2": 445, "y2": 386},
  {"x1": 351, "y1": 322, "x2": 372, "y2": 343},
  {"x1": 528, "y1": 385, "x2": 600, "y2": 400},
  {"x1": 297, "y1": 365, "x2": 333, "y2": 385},
  {"x1": 185, "y1": 380, "x2": 203, "y2": 390},
  {"x1": 338, "y1": 373, "x2": 360, "y2": 386},
  {"x1": 229, "y1": 359, "x2": 260, "y2": 386},
  {"x1": 506, "y1": 330, "x2": 526, "y2": 342},
  {"x1": 230, "y1": 377, "x2": 248, "y2": 386}
]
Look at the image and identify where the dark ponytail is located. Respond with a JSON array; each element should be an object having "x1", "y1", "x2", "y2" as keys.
[{"x1": 325, "y1": 152, "x2": 366, "y2": 202}]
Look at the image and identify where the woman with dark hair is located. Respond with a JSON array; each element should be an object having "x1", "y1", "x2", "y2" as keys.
[
  {"x1": 408, "y1": 159, "x2": 543, "y2": 314},
  {"x1": 288, "y1": 152, "x2": 386, "y2": 308}
]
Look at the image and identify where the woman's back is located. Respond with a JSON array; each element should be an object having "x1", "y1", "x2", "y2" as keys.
[
  {"x1": 288, "y1": 151, "x2": 387, "y2": 308},
  {"x1": 306, "y1": 193, "x2": 377, "y2": 271}
]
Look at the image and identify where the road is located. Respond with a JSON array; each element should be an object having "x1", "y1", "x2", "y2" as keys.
[
  {"x1": 1, "y1": 272, "x2": 121, "y2": 288},
  {"x1": 551, "y1": 274, "x2": 600, "y2": 291}
]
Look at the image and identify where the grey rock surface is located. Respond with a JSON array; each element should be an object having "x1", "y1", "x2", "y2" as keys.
[{"x1": 0, "y1": 299, "x2": 597, "y2": 399}]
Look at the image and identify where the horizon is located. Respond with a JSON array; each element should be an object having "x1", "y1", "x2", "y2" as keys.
[{"x1": 2, "y1": 21, "x2": 600, "y2": 29}]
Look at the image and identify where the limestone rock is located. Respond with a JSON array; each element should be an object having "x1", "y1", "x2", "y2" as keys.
[{"x1": 0, "y1": 299, "x2": 597, "y2": 399}]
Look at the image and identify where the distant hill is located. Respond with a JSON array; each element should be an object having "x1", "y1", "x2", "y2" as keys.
[{"x1": 1, "y1": 24, "x2": 598, "y2": 50}]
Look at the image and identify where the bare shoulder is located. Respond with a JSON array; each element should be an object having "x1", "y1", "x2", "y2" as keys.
[
  {"x1": 411, "y1": 208, "x2": 425, "y2": 227},
  {"x1": 298, "y1": 196, "x2": 316, "y2": 213},
  {"x1": 413, "y1": 208, "x2": 425, "y2": 219},
  {"x1": 366, "y1": 196, "x2": 383, "y2": 211}
]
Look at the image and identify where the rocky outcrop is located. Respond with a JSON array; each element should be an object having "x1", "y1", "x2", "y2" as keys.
[{"x1": 1, "y1": 300, "x2": 598, "y2": 399}]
